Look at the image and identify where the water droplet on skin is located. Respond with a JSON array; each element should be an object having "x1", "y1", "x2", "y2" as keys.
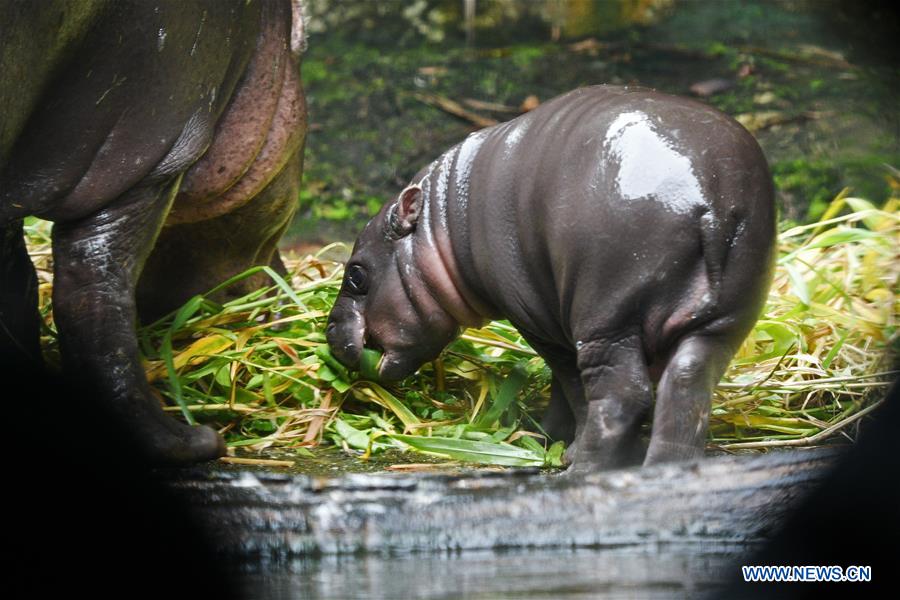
[
  {"x1": 576, "y1": 341, "x2": 584, "y2": 350},
  {"x1": 157, "y1": 27, "x2": 167, "y2": 52}
]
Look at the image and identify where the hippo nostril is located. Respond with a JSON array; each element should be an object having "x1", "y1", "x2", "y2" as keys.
[{"x1": 326, "y1": 322, "x2": 337, "y2": 335}]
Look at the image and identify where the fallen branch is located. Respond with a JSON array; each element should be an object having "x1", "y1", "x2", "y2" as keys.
[
  {"x1": 737, "y1": 45, "x2": 856, "y2": 70},
  {"x1": 567, "y1": 38, "x2": 857, "y2": 71},
  {"x1": 462, "y1": 98, "x2": 520, "y2": 113},
  {"x1": 413, "y1": 93, "x2": 498, "y2": 128}
]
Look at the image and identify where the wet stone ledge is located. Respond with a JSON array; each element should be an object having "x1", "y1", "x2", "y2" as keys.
[{"x1": 161, "y1": 447, "x2": 839, "y2": 560}]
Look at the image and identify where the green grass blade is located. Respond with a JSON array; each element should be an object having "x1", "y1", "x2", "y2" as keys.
[
  {"x1": 162, "y1": 295, "x2": 206, "y2": 425},
  {"x1": 390, "y1": 433, "x2": 544, "y2": 466},
  {"x1": 476, "y1": 363, "x2": 527, "y2": 427}
]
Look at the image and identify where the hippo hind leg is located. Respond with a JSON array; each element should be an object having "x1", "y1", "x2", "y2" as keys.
[
  {"x1": 568, "y1": 335, "x2": 653, "y2": 473},
  {"x1": 0, "y1": 219, "x2": 42, "y2": 365},
  {"x1": 643, "y1": 332, "x2": 737, "y2": 465},
  {"x1": 644, "y1": 241, "x2": 770, "y2": 466},
  {"x1": 52, "y1": 179, "x2": 224, "y2": 465}
]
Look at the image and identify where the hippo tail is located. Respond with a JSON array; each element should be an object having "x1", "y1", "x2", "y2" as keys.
[
  {"x1": 688, "y1": 205, "x2": 752, "y2": 331},
  {"x1": 657, "y1": 206, "x2": 734, "y2": 347},
  {"x1": 690, "y1": 199, "x2": 775, "y2": 339},
  {"x1": 699, "y1": 207, "x2": 728, "y2": 308}
]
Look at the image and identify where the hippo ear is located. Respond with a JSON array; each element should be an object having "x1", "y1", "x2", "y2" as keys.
[{"x1": 389, "y1": 184, "x2": 423, "y2": 238}]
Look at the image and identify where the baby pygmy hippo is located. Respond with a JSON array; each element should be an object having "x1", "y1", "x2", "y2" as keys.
[{"x1": 327, "y1": 85, "x2": 775, "y2": 472}]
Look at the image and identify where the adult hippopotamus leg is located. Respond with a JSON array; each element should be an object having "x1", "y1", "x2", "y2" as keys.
[
  {"x1": 0, "y1": 220, "x2": 41, "y2": 364},
  {"x1": 136, "y1": 154, "x2": 301, "y2": 322},
  {"x1": 570, "y1": 335, "x2": 653, "y2": 473},
  {"x1": 52, "y1": 179, "x2": 224, "y2": 465},
  {"x1": 643, "y1": 333, "x2": 735, "y2": 465}
]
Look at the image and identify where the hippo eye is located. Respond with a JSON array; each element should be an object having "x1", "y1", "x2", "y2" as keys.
[{"x1": 345, "y1": 264, "x2": 369, "y2": 294}]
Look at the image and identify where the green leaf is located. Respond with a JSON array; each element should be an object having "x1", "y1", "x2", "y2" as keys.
[
  {"x1": 330, "y1": 378, "x2": 350, "y2": 393},
  {"x1": 515, "y1": 435, "x2": 546, "y2": 456},
  {"x1": 808, "y1": 228, "x2": 880, "y2": 249},
  {"x1": 317, "y1": 364, "x2": 337, "y2": 382},
  {"x1": 316, "y1": 345, "x2": 350, "y2": 381},
  {"x1": 822, "y1": 328, "x2": 850, "y2": 370},
  {"x1": 490, "y1": 424, "x2": 516, "y2": 442},
  {"x1": 162, "y1": 295, "x2": 206, "y2": 425},
  {"x1": 262, "y1": 371, "x2": 275, "y2": 407},
  {"x1": 779, "y1": 227, "x2": 879, "y2": 264},
  {"x1": 214, "y1": 365, "x2": 232, "y2": 388},
  {"x1": 333, "y1": 419, "x2": 370, "y2": 450},
  {"x1": 363, "y1": 383, "x2": 421, "y2": 428},
  {"x1": 784, "y1": 263, "x2": 810, "y2": 305},
  {"x1": 843, "y1": 197, "x2": 881, "y2": 230},
  {"x1": 477, "y1": 364, "x2": 527, "y2": 427},
  {"x1": 546, "y1": 441, "x2": 566, "y2": 467},
  {"x1": 390, "y1": 434, "x2": 544, "y2": 466},
  {"x1": 227, "y1": 437, "x2": 272, "y2": 447},
  {"x1": 360, "y1": 348, "x2": 383, "y2": 380},
  {"x1": 753, "y1": 321, "x2": 797, "y2": 359}
]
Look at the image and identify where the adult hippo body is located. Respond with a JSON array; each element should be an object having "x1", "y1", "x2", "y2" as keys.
[
  {"x1": 328, "y1": 86, "x2": 775, "y2": 472},
  {"x1": 0, "y1": 0, "x2": 306, "y2": 464}
]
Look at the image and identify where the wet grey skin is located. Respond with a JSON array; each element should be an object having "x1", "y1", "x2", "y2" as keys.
[
  {"x1": 328, "y1": 85, "x2": 776, "y2": 473},
  {"x1": 0, "y1": 0, "x2": 307, "y2": 465}
]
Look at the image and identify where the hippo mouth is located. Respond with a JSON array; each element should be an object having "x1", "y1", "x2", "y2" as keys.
[
  {"x1": 376, "y1": 350, "x2": 420, "y2": 382},
  {"x1": 325, "y1": 318, "x2": 415, "y2": 381},
  {"x1": 362, "y1": 336, "x2": 413, "y2": 382},
  {"x1": 326, "y1": 300, "x2": 431, "y2": 381}
]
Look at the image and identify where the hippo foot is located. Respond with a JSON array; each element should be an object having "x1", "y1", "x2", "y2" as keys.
[
  {"x1": 120, "y1": 400, "x2": 226, "y2": 466},
  {"x1": 643, "y1": 439, "x2": 705, "y2": 466},
  {"x1": 563, "y1": 435, "x2": 647, "y2": 475},
  {"x1": 142, "y1": 422, "x2": 226, "y2": 467},
  {"x1": 562, "y1": 440, "x2": 578, "y2": 467}
]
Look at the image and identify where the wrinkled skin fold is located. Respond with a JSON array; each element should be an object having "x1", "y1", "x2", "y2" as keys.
[
  {"x1": 0, "y1": 0, "x2": 308, "y2": 465},
  {"x1": 328, "y1": 85, "x2": 775, "y2": 473}
]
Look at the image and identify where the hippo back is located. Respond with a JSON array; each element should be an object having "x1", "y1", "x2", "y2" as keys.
[{"x1": 440, "y1": 86, "x2": 775, "y2": 352}]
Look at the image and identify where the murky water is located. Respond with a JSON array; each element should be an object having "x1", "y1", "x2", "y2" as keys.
[{"x1": 234, "y1": 545, "x2": 748, "y2": 599}]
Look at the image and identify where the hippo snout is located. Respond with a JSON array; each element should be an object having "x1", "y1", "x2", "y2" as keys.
[{"x1": 326, "y1": 306, "x2": 365, "y2": 370}]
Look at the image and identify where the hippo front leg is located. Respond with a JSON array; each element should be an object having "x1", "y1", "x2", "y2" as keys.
[
  {"x1": 568, "y1": 335, "x2": 653, "y2": 473},
  {"x1": 0, "y1": 220, "x2": 42, "y2": 364},
  {"x1": 52, "y1": 180, "x2": 224, "y2": 465},
  {"x1": 542, "y1": 373, "x2": 577, "y2": 445},
  {"x1": 525, "y1": 341, "x2": 579, "y2": 447}
]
